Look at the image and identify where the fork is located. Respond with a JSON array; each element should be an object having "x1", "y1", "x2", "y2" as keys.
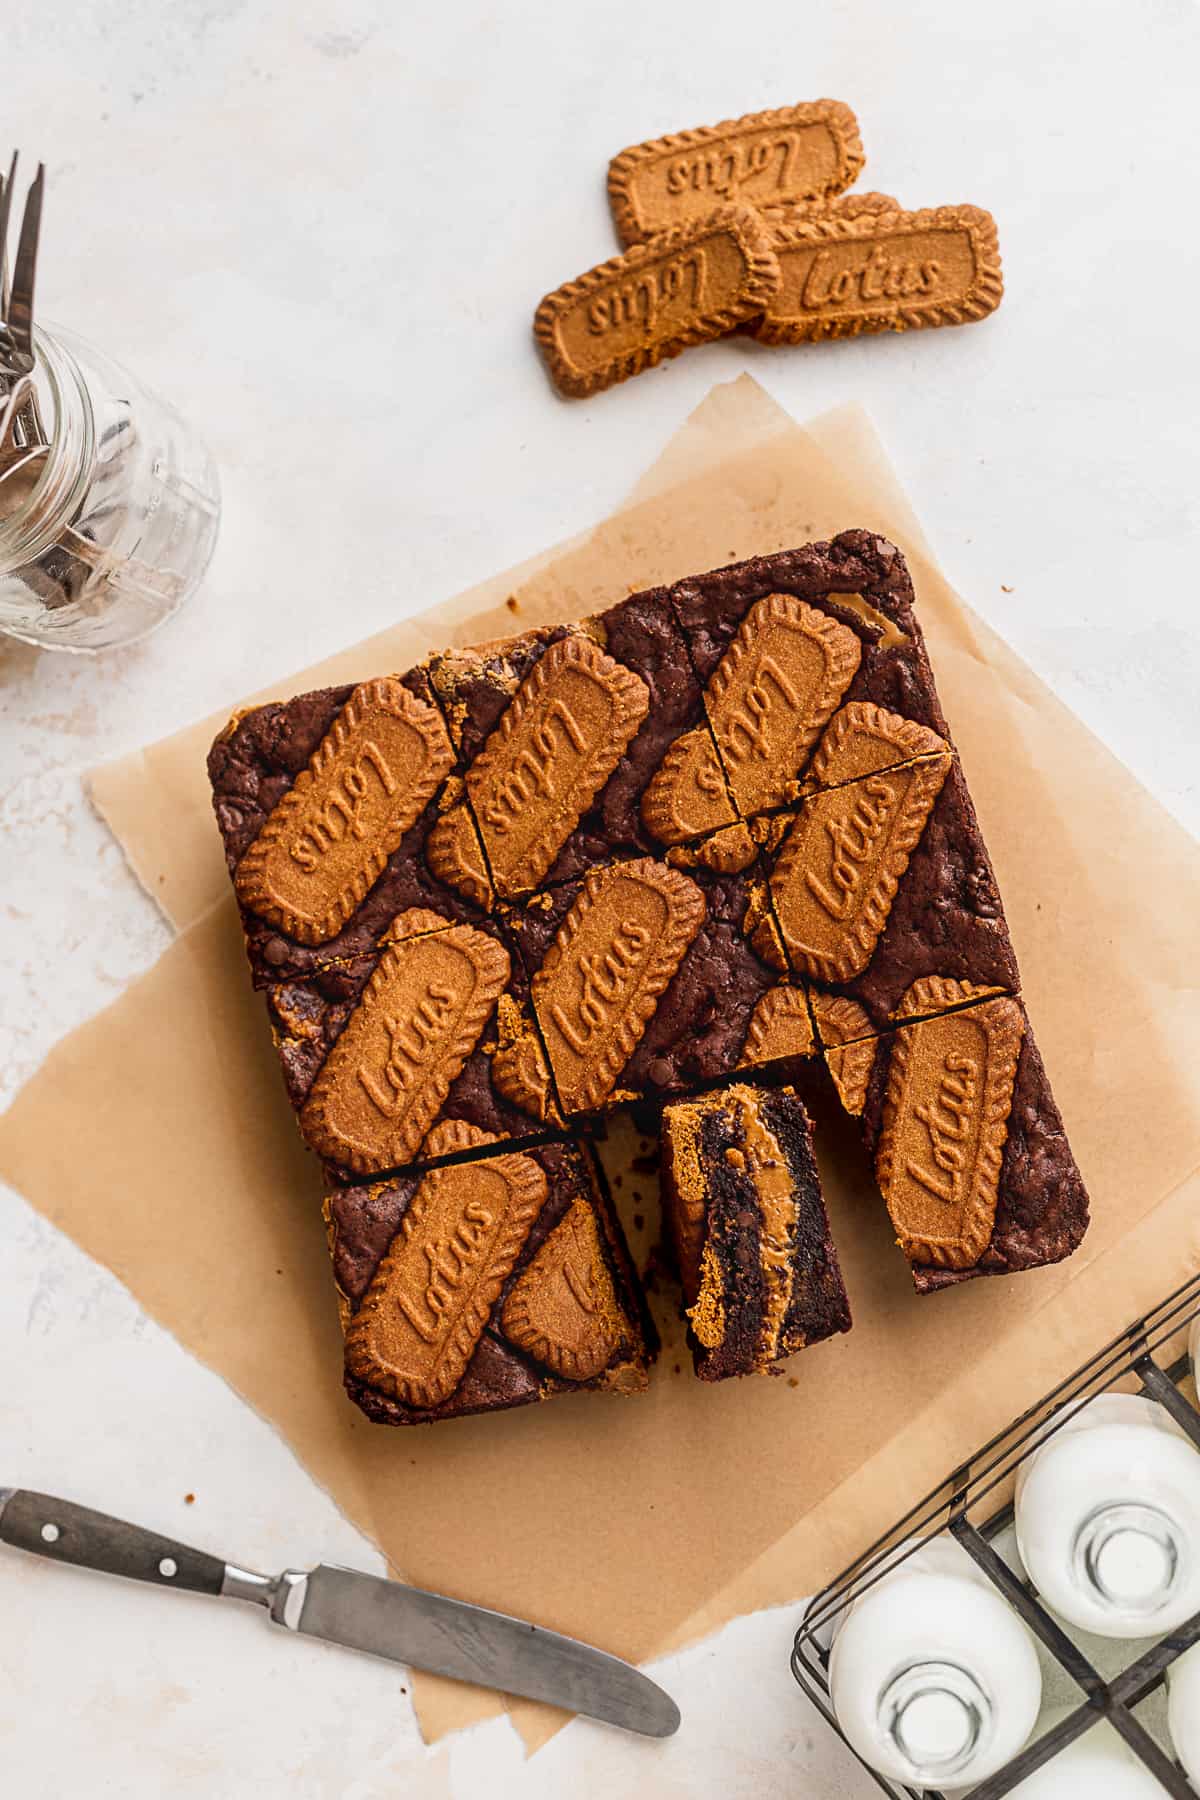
[{"x1": 0, "y1": 153, "x2": 48, "y2": 487}]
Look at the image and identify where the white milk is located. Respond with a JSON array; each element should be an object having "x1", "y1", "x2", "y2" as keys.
[
  {"x1": 1015, "y1": 1394, "x2": 1200, "y2": 1637},
  {"x1": 827, "y1": 1537, "x2": 1042, "y2": 1788},
  {"x1": 1168, "y1": 1642, "x2": 1200, "y2": 1783},
  {"x1": 1005, "y1": 1713, "x2": 1171, "y2": 1797}
]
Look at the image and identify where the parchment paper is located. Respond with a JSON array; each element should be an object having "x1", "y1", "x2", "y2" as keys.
[{"x1": 2, "y1": 379, "x2": 1198, "y2": 1757}]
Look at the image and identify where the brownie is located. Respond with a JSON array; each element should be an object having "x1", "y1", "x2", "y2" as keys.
[
  {"x1": 660, "y1": 1085, "x2": 851, "y2": 1379},
  {"x1": 206, "y1": 531, "x2": 1092, "y2": 1426},
  {"x1": 851, "y1": 987, "x2": 1089, "y2": 1289},
  {"x1": 500, "y1": 855, "x2": 787, "y2": 1120},
  {"x1": 208, "y1": 670, "x2": 487, "y2": 988},
  {"x1": 328, "y1": 1138, "x2": 655, "y2": 1424},
  {"x1": 755, "y1": 751, "x2": 1020, "y2": 1040},
  {"x1": 261, "y1": 907, "x2": 560, "y2": 1179},
  {"x1": 667, "y1": 530, "x2": 954, "y2": 819},
  {"x1": 425, "y1": 592, "x2": 731, "y2": 902}
]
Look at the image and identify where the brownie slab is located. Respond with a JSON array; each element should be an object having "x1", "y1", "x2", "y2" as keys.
[
  {"x1": 329, "y1": 1132, "x2": 655, "y2": 1424},
  {"x1": 662, "y1": 529, "x2": 956, "y2": 823},
  {"x1": 753, "y1": 741, "x2": 1020, "y2": 1040},
  {"x1": 209, "y1": 671, "x2": 487, "y2": 988},
  {"x1": 848, "y1": 981, "x2": 1089, "y2": 1289},
  {"x1": 262, "y1": 907, "x2": 559, "y2": 1178},
  {"x1": 661, "y1": 1085, "x2": 851, "y2": 1379},
  {"x1": 499, "y1": 855, "x2": 788, "y2": 1120},
  {"x1": 425, "y1": 591, "x2": 732, "y2": 904}
]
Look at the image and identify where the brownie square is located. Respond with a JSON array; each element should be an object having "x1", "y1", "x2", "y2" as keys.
[
  {"x1": 665, "y1": 530, "x2": 955, "y2": 821},
  {"x1": 660, "y1": 1084, "x2": 851, "y2": 1379},
  {"x1": 754, "y1": 749, "x2": 1020, "y2": 1042},
  {"x1": 328, "y1": 1137, "x2": 656, "y2": 1425},
  {"x1": 499, "y1": 855, "x2": 788, "y2": 1120},
  {"x1": 424, "y1": 590, "x2": 732, "y2": 903},
  {"x1": 847, "y1": 989, "x2": 1089, "y2": 1288},
  {"x1": 209, "y1": 671, "x2": 487, "y2": 988},
  {"x1": 261, "y1": 907, "x2": 559, "y2": 1178}
]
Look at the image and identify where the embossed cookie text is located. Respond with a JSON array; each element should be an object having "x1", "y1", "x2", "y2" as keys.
[
  {"x1": 876, "y1": 997, "x2": 1024, "y2": 1269},
  {"x1": 756, "y1": 205, "x2": 1003, "y2": 345},
  {"x1": 302, "y1": 922, "x2": 510, "y2": 1173},
  {"x1": 758, "y1": 740, "x2": 950, "y2": 980},
  {"x1": 534, "y1": 208, "x2": 780, "y2": 398},
  {"x1": 530, "y1": 861, "x2": 706, "y2": 1114},
  {"x1": 608, "y1": 102, "x2": 864, "y2": 244},
  {"x1": 234, "y1": 679, "x2": 453, "y2": 945},
  {"x1": 346, "y1": 1149, "x2": 547, "y2": 1408},
  {"x1": 464, "y1": 635, "x2": 649, "y2": 896}
]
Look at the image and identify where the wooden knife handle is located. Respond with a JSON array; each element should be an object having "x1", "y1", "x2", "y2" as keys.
[{"x1": 0, "y1": 1489, "x2": 226, "y2": 1596}]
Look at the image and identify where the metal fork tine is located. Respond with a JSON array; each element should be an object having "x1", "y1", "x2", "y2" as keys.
[
  {"x1": 9, "y1": 161, "x2": 44, "y2": 366},
  {"x1": 0, "y1": 151, "x2": 17, "y2": 323}
]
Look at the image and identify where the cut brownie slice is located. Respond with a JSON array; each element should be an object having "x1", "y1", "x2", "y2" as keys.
[
  {"x1": 845, "y1": 981, "x2": 1089, "y2": 1289},
  {"x1": 209, "y1": 671, "x2": 486, "y2": 988},
  {"x1": 663, "y1": 530, "x2": 955, "y2": 822},
  {"x1": 426, "y1": 589, "x2": 734, "y2": 904},
  {"x1": 660, "y1": 1084, "x2": 851, "y2": 1380},
  {"x1": 328, "y1": 1128, "x2": 655, "y2": 1425},
  {"x1": 753, "y1": 730, "x2": 1020, "y2": 1039},
  {"x1": 498, "y1": 856, "x2": 788, "y2": 1120},
  {"x1": 262, "y1": 907, "x2": 560, "y2": 1178}
]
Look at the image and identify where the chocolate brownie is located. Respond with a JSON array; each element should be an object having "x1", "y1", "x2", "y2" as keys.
[
  {"x1": 206, "y1": 531, "x2": 1092, "y2": 1427},
  {"x1": 425, "y1": 592, "x2": 733, "y2": 903},
  {"x1": 851, "y1": 984, "x2": 1089, "y2": 1289},
  {"x1": 208, "y1": 671, "x2": 486, "y2": 988},
  {"x1": 329, "y1": 1136, "x2": 655, "y2": 1424},
  {"x1": 660, "y1": 1085, "x2": 851, "y2": 1379},
  {"x1": 754, "y1": 750, "x2": 1020, "y2": 1040},
  {"x1": 262, "y1": 907, "x2": 560, "y2": 1180},
  {"x1": 664, "y1": 530, "x2": 955, "y2": 821},
  {"x1": 499, "y1": 856, "x2": 787, "y2": 1120}
]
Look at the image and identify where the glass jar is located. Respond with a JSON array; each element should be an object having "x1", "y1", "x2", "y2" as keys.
[{"x1": 0, "y1": 324, "x2": 220, "y2": 651}]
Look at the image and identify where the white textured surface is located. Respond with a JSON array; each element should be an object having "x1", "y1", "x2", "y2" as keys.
[{"x1": 1, "y1": 2, "x2": 1197, "y2": 1793}]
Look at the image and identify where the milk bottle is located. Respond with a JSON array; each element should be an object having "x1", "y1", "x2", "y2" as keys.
[
  {"x1": 1006, "y1": 1712, "x2": 1171, "y2": 1796},
  {"x1": 827, "y1": 1536, "x2": 1042, "y2": 1787},
  {"x1": 1015, "y1": 1394, "x2": 1200, "y2": 1637},
  {"x1": 1168, "y1": 1641, "x2": 1200, "y2": 1783}
]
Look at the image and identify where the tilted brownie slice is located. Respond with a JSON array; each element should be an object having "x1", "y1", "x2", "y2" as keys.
[
  {"x1": 261, "y1": 906, "x2": 560, "y2": 1179},
  {"x1": 209, "y1": 671, "x2": 489, "y2": 988},
  {"x1": 496, "y1": 855, "x2": 790, "y2": 1122},
  {"x1": 424, "y1": 590, "x2": 734, "y2": 905},
  {"x1": 328, "y1": 1128, "x2": 655, "y2": 1425},
  {"x1": 660, "y1": 1084, "x2": 851, "y2": 1380},
  {"x1": 840, "y1": 979, "x2": 1089, "y2": 1290},
  {"x1": 655, "y1": 530, "x2": 954, "y2": 829}
]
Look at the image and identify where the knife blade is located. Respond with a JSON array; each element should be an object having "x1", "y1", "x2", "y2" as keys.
[{"x1": 0, "y1": 1488, "x2": 679, "y2": 1738}]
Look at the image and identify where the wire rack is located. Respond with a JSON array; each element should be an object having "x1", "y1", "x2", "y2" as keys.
[{"x1": 791, "y1": 1272, "x2": 1200, "y2": 1798}]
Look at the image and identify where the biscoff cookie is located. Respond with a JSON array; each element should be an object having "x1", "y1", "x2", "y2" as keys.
[
  {"x1": 752, "y1": 202, "x2": 1003, "y2": 344},
  {"x1": 608, "y1": 101, "x2": 864, "y2": 246},
  {"x1": 533, "y1": 204, "x2": 779, "y2": 398}
]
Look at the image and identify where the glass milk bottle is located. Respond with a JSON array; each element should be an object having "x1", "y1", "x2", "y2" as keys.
[
  {"x1": 827, "y1": 1536, "x2": 1042, "y2": 1788},
  {"x1": 1015, "y1": 1394, "x2": 1200, "y2": 1637},
  {"x1": 1167, "y1": 1642, "x2": 1200, "y2": 1783},
  {"x1": 1008, "y1": 1712, "x2": 1171, "y2": 1797}
]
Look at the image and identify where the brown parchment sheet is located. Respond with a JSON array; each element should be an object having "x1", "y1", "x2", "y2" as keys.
[{"x1": 3, "y1": 379, "x2": 1199, "y2": 1757}]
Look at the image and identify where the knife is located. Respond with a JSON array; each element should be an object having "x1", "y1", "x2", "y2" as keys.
[{"x1": 0, "y1": 1487, "x2": 679, "y2": 1738}]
